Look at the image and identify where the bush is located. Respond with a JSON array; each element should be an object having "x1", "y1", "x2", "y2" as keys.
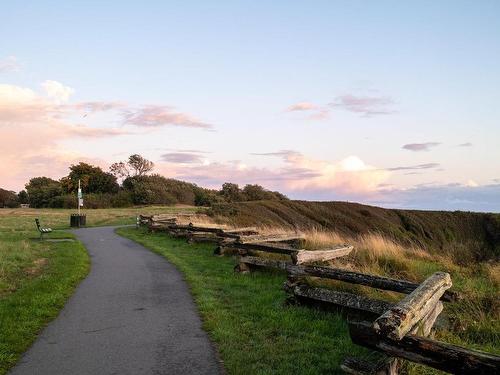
[
  {"x1": 123, "y1": 175, "x2": 199, "y2": 205},
  {"x1": 194, "y1": 188, "x2": 224, "y2": 206},
  {"x1": 110, "y1": 191, "x2": 134, "y2": 208},
  {"x1": 47, "y1": 194, "x2": 76, "y2": 208},
  {"x1": 25, "y1": 177, "x2": 62, "y2": 208},
  {"x1": 0, "y1": 188, "x2": 20, "y2": 208}
]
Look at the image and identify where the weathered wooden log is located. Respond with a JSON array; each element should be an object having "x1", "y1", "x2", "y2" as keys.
[
  {"x1": 237, "y1": 233, "x2": 305, "y2": 245},
  {"x1": 238, "y1": 255, "x2": 290, "y2": 271},
  {"x1": 409, "y1": 301, "x2": 443, "y2": 337},
  {"x1": 374, "y1": 272, "x2": 452, "y2": 340},
  {"x1": 286, "y1": 265, "x2": 459, "y2": 302},
  {"x1": 218, "y1": 227, "x2": 259, "y2": 239},
  {"x1": 341, "y1": 356, "x2": 400, "y2": 375},
  {"x1": 287, "y1": 282, "x2": 393, "y2": 316},
  {"x1": 175, "y1": 224, "x2": 225, "y2": 234},
  {"x1": 186, "y1": 232, "x2": 220, "y2": 244},
  {"x1": 290, "y1": 245, "x2": 353, "y2": 265},
  {"x1": 226, "y1": 242, "x2": 297, "y2": 255},
  {"x1": 349, "y1": 320, "x2": 500, "y2": 374}
]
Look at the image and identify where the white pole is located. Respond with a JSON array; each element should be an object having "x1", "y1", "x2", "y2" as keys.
[{"x1": 78, "y1": 179, "x2": 81, "y2": 215}]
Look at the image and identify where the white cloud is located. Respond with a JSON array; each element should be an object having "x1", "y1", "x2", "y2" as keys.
[{"x1": 41, "y1": 80, "x2": 75, "y2": 103}]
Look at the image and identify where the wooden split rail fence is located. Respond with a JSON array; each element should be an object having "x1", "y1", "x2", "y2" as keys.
[
  {"x1": 140, "y1": 214, "x2": 354, "y2": 268},
  {"x1": 138, "y1": 214, "x2": 499, "y2": 374}
]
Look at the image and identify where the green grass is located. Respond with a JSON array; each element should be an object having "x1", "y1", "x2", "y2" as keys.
[
  {"x1": 0, "y1": 234, "x2": 88, "y2": 374},
  {"x1": 118, "y1": 227, "x2": 500, "y2": 375},
  {"x1": 117, "y1": 227, "x2": 373, "y2": 374}
]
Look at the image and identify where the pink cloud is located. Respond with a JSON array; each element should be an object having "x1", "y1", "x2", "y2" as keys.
[
  {"x1": 329, "y1": 94, "x2": 395, "y2": 116},
  {"x1": 123, "y1": 105, "x2": 212, "y2": 129},
  {"x1": 402, "y1": 142, "x2": 440, "y2": 152},
  {"x1": 387, "y1": 163, "x2": 440, "y2": 171},
  {"x1": 161, "y1": 152, "x2": 205, "y2": 164},
  {"x1": 286, "y1": 102, "x2": 319, "y2": 111},
  {"x1": 0, "y1": 83, "x2": 130, "y2": 190},
  {"x1": 0, "y1": 81, "x2": 215, "y2": 190},
  {"x1": 71, "y1": 101, "x2": 125, "y2": 113},
  {"x1": 286, "y1": 102, "x2": 330, "y2": 120}
]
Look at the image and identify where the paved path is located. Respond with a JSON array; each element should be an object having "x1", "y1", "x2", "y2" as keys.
[{"x1": 10, "y1": 226, "x2": 222, "y2": 375}]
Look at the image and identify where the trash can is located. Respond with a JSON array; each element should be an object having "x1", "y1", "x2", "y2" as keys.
[{"x1": 70, "y1": 214, "x2": 86, "y2": 227}]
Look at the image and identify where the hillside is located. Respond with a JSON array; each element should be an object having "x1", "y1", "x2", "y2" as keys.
[{"x1": 210, "y1": 200, "x2": 500, "y2": 261}]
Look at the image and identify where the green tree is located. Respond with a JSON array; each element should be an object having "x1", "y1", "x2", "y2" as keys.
[
  {"x1": 220, "y1": 183, "x2": 243, "y2": 202},
  {"x1": 123, "y1": 174, "x2": 198, "y2": 205},
  {"x1": 61, "y1": 162, "x2": 119, "y2": 194},
  {"x1": 110, "y1": 154, "x2": 154, "y2": 179},
  {"x1": 17, "y1": 190, "x2": 29, "y2": 204},
  {"x1": 0, "y1": 188, "x2": 20, "y2": 208},
  {"x1": 25, "y1": 177, "x2": 62, "y2": 208}
]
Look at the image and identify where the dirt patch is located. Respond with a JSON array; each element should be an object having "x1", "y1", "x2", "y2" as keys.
[{"x1": 24, "y1": 258, "x2": 48, "y2": 276}]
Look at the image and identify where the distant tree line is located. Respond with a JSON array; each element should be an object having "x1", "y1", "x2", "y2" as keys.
[{"x1": 0, "y1": 154, "x2": 287, "y2": 208}]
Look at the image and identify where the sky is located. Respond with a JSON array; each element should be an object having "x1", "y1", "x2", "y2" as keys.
[{"x1": 1, "y1": 1, "x2": 499, "y2": 212}]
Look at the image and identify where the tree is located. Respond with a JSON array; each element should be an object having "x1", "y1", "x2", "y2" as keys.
[
  {"x1": 25, "y1": 177, "x2": 62, "y2": 208},
  {"x1": 242, "y1": 184, "x2": 288, "y2": 201},
  {"x1": 128, "y1": 154, "x2": 154, "y2": 176},
  {"x1": 61, "y1": 162, "x2": 119, "y2": 194},
  {"x1": 17, "y1": 190, "x2": 29, "y2": 204},
  {"x1": 123, "y1": 174, "x2": 197, "y2": 205},
  {"x1": 110, "y1": 154, "x2": 154, "y2": 180},
  {"x1": 0, "y1": 188, "x2": 19, "y2": 208},
  {"x1": 220, "y1": 182, "x2": 243, "y2": 202}
]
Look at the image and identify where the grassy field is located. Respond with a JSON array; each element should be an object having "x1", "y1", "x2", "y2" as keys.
[
  {"x1": 0, "y1": 206, "x2": 198, "y2": 374},
  {"x1": 117, "y1": 226, "x2": 499, "y2": 375}
]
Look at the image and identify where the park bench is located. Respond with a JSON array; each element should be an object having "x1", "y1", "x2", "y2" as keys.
[{"x1": 35, "y1": 218, "x2": 52, "y2": 240}]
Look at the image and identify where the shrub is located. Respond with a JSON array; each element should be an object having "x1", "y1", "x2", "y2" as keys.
[
  {"x1": 0, "y1": 188, "x2": 20, "y2": 208},
  {"x1": 25, "y1": 177, "x2": 62, "y2": 208}
]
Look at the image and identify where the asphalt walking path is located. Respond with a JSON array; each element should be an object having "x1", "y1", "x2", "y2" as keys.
[{"x1": 10, "y1": 226, "x2": 222, "y2": 375}]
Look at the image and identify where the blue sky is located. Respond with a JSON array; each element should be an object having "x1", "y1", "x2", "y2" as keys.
[{"x1": 1, "y1": 1, "x2": 499, "y2": 211}]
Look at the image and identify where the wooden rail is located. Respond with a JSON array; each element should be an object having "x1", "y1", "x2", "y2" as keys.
[
  {"x1": 349, "y1": 320, "x2": 500, "y2": 374},
  {"x1": 374, "y1": 272, "x2": 452, "y2": 340},
  {"x1": 287, "y1": 265, "x2": 459, "y2": 302}
]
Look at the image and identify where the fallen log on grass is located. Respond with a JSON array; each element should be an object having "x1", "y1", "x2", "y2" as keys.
[
  {"x1": 373, "y1": 272, "x2": 452, "y2": 340},
  {"x1": 349, "y1": 320, "x2": 500, "y2": 374}
]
